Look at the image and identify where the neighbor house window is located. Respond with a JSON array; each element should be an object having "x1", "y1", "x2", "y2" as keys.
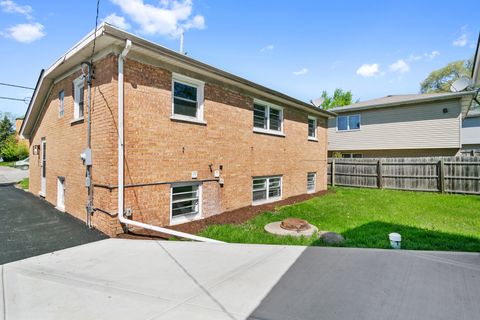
[
  {"x1": 307, "y1": 172, "x2": 316, "y2": 193},
  {"x1": 171, "y1": 183, "x2": 201, "y2": 223},
  {"x1": 341, "y1": 153, "x2": 363, "y2": 158},
  {"x1": 252, "y1": 176, "x2": 282, "y2": 204},
  {"x1": 172, "y1": 74, "x2": 204, "y2": 122},
  {"x1": 337, "y1": 114, "x2": 360, "y2": 131},
  {"x1": 308, "y1": 116, "x2": 317, "y2": 139},
  {"x1": 253, "y1": 100, "x2": 283, "y2": 134},
  {"x1": 58, "y1": 90, "x2": 64, "y2": 118},
  {"x1": 73, "y1": 77, "x2": 84, "y2": 120}
]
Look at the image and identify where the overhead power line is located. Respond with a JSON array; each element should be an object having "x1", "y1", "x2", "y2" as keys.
[
  {"x1": 0, "y1": 82, "x2": 34, "y2": 90},
  {"x1": 0, "y1": 96, "x2": 31, "y2": 104}
]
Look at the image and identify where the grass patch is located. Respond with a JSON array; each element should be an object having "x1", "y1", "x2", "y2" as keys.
[
  {"x1": 0, "y1": 161, "x2": 14, "y2": 167},
  {"x1": 19, "y1": 178, "x2": 29, "y2": 190},
  {"x1": 199, "y1": 187, "x2": 480, "y2": 251}
]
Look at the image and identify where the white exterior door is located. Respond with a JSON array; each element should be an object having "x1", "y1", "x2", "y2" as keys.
[
  {"x1": 40, "y1": 138, "x2": 46, "y2": 196},
  {"x1": 57, "y1": 177, "x2": 65, "y2": 211}
]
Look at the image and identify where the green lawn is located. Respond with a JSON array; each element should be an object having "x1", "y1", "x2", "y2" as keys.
[
  {"x1": 200, "y1": 187, "x2": 480, "y2": 251},
  {"x1": 19, "y1": 178, "x2": 29, "y2": 190},
  {"x1": 0, "y1": 161, "x2": 14, "y2": 167}
]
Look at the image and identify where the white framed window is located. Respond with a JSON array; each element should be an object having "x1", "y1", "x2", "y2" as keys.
[
  {"x1": 336, "y1": 114, "x2": 360, "y2": 131},
  {"x1": 171, "y1": 73, "x2": 205, "y2": 123},
  {"x1": 58, "y1": 90, "x2": 64, "y2": 118},
  {"x1": 341, "y1": 153, "x2": 363, "y2": 158},
  {"x1": 252, "y1": 176, "x2": 282, "y2": 204},
  {"x1": 253, "y1": 99, "x2": 284, "y2": 136},
  {"x1": 170, "y1": 182, "x2": 202, "y2": 224},
  {"x1": 307, "y1": 172, "x2": 316, "y2": 193},
  {"x1": 73, "y1": 76, "x2": 85, "y2": 121},
  {"x1": 308, "y1": 116, "x2": 317, "y2": 140}
]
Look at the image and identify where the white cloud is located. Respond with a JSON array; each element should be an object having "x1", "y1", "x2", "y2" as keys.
[
  {"x1": 103, "y1": 13, "x2": 131, "y2": 30},
  {"x1": 293, "y1": 68, "x2": 308, "y2": 76},
  {"x1": 260, "y1": 44, "x2": 274, "y2": 53},
  {"x1": 453, "y1": 33, "x2": 468, "y2": 47},
  {"x1": 0, "y1": 0, "x2": 32, "y2": 19},
  {"x1": 4, "y1": 22, "x2": 45, "y2": 43},
  {"x1": 407, "y1": 54, "x2": 422, "y2": 62},
  {"x1": 407, "y1": 51, "x2": 440, "y2": 62},
  {"x1": 356, "y1": 63, "x2": 380, "y2": 77},
  {"x1": 425, "y1": 50, "x2": 440, "y2": 59},
  {"x1": 389, "y1": 59, "x2": 410, "y2": 73},
  {"x1": 110, "y1": 0, "x2": 205, "y2": 38}
]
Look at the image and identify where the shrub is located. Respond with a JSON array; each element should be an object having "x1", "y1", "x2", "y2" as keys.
[{"x1": 0, "y1": 135, "x2": 28, "y2": 161}]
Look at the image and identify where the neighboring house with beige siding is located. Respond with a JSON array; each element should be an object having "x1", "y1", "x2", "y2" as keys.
[
  {"x1": 19, "y1": 24, "x2": 333, "y2": 237},
  {"x1": 460, "y1": 109, "x2": 480, "y2": 156},
  {"x1": 327, "y1": 92, "x2": 474, "y2": 158}
]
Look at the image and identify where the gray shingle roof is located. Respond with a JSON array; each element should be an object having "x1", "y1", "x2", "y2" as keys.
[{"x1": 330, "y1": 92, "x2": 474, "y2": 113}]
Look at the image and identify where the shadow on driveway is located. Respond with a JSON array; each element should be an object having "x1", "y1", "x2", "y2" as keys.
[
  {"x1": 0, "y1": 185, "x2": 107, "y2": 264},
  {"x1": 249, "y1": 246, "x2": 480, "y2": 320}
]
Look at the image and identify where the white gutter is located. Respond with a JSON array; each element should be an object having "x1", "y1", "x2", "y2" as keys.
[{"x1": 117, "y1": 40, "x2": 224, "y2": 243}]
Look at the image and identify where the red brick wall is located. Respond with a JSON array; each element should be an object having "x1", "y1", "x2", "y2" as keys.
[
  {"x1": 29, "y1": 54, "x2": 328, "y2": 236},
  {"x1": 120, "y1": 58, "x2": 328, "y2": 230},
  {"x1": 28, "y1": 54, "x2": 122, "y2": 236}
]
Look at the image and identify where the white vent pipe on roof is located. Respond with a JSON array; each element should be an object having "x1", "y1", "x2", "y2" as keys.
[{"x1": 117, "y1": 39, "x2": 223, "y2": 243}]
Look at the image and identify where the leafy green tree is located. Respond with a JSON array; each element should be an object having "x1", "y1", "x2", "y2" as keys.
[
  {"x1": 420, "y1": 59, "x2": 473, "y2": 93},
  {"x1": 0, "y1": 135, "x2": 28, "y2": 161},
  {"x1": 320, "y1": 88, "x2": 356, "y2": 109},
  {"x1": 0, "y1": 115, "x2": 14, "y2": 152},
  {"x1": 1, "y1": 135, "x2": 18, "y2": 161}
]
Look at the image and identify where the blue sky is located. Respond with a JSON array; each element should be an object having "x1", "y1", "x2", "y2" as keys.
[{"x1": 0, "y1": 0, "x2": 479, "y2": 117}]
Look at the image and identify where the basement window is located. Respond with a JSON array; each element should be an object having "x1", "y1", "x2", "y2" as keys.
[
  {"x1": 308, "y1": 116, "x2": 317, "y2": 140},
  {"x1": 171, "y1": 74, "x2": 205, "y2": 123},
  {"x1": 171, "y1": 183, "x2": 201, "y2": 224},
  {"x1": 253, "y1": 100, "x2": 284, "y2": 136},
  {"x1": 252, "y1": 176, "x2": 282, "y2": 204},
  {"x1": 73, "y1": 76, "x2": 85, "y2": 121},
  {"x1": 337, "y1": 114, "x2": 360, "y2": 131},
  {"x1": 307, "y1": 172, "x2": 316, "y2": 193}
]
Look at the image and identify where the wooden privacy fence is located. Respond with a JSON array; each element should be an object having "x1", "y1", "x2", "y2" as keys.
[{"x1": 327, "y1": 157, "x2": 480, "y2": 195}]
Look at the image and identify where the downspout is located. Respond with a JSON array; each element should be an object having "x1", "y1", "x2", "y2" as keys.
[{"x1": 117, "y1": 39, "x2": 224, "y2": 243}]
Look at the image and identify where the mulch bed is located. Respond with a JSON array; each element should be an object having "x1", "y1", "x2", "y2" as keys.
[{"x1": 116, "y1": 190, "x2": 330, "y2": 240}]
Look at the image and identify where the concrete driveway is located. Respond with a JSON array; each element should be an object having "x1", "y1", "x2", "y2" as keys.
[
  {"x1": 0, "y1": 166, "x2": 28, "y2": 184},
  {"x1": 1, "y1": 239, "x2": 479, "y2": 320},
  {"x1": 0, "y1": 185, "x2": 107, "y2": 264}
]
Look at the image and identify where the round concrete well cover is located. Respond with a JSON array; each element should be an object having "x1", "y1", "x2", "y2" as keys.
[{"x1": 265, "y1": 218, "x2": 318, "y2": 237}]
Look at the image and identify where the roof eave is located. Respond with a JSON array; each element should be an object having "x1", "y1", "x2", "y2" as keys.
[{"x1": 330, "y1": 92, "x2": 476, "y2": 114}]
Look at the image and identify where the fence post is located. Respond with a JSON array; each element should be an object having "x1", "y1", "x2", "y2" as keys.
[
  {"x1": 438, "y1": 159, "x2": 445, "y2": 193},
  {"x1": 331, "y1": 158, "x2": 336, "y2": 187},
  {"x1": 377, "y1": 159, "x2": 383, "y2": 189}
]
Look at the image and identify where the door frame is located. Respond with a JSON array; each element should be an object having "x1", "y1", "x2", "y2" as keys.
[{"x1": 56, "y1": 176, "x2": 65, "y2": 211}]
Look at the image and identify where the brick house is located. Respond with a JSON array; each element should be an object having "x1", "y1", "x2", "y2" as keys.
[{"x1": 20, "y1": 24, "x2": 333, "y2": 237}]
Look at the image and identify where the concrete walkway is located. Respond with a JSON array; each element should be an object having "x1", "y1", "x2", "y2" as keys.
[
  {"x1": 1, "y1": 239, "x2": 479, "y2": 320},
  {"x1": 0, "y1": 166, "x2": 28, "y2": 185}
]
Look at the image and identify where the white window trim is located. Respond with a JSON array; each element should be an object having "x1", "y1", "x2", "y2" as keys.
[
  {"x1": 308, "y1": 115, "x2": 318, "y2": 141},
  {"x1": 73, "y1": 76, "x2": 85, "y2": 121},
  {"x1": 171, "y1": 73, "x2": 205, "y2": 124},
  {"x1": 170, "y1": 182, "x2": 202, "y2": 225},
  {"x1": 253, "y1": 99, "x2": 284, "y2": 136},
  {"x1": 336, "y1": 114, "x2": 361, "y2": 132},
  {"x1": 307, "y1": 172, "x2": 316, "y2": 193},
  {"x1": 58, "y1": 90, "x2": 64, "y2": 118},
  {"x1": 252, "y1": 175, "x2": 283, "y2": 205}
]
